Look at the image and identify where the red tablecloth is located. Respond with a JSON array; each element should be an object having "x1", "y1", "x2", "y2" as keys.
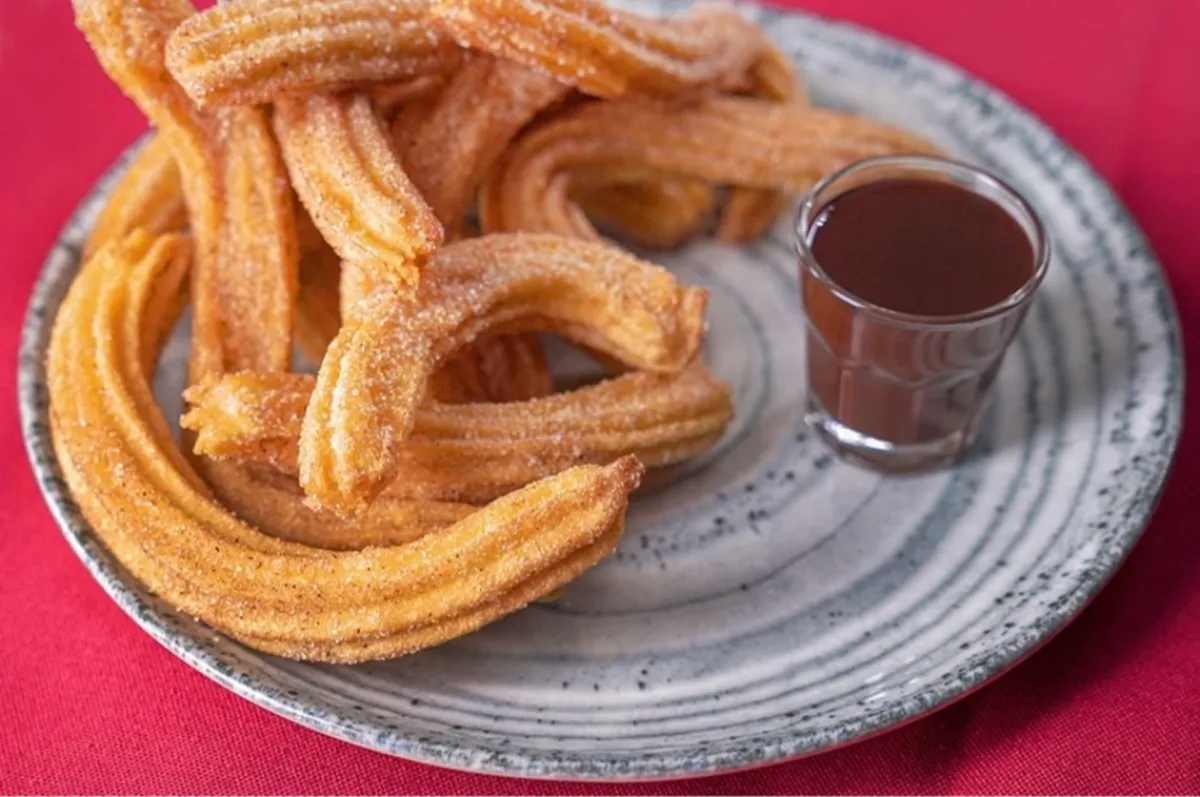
[{"x1": 3, "y1": 1, "x2": 1198, "y2": 793}]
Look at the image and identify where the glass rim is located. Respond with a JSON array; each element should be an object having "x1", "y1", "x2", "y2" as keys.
[{"x1": 793, "y1": 154, "x2": 1051, "y2": 327}]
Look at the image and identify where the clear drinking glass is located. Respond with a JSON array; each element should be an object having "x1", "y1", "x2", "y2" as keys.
[{"x1": 795, "y1": 155, "x2": 1050, "y2": 473}]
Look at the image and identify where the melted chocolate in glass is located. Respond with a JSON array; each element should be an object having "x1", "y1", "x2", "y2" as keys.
[{"x1": 809, "y1": 178, "x2": 1034, "y2": 316}]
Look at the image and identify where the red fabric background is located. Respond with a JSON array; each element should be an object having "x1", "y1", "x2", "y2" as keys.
[{"x1": 3, "y1": 1, "x2": 1198, "y2": 793}]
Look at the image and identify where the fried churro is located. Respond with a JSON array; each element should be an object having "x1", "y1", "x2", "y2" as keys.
[
  {"x1": 572, "y1": 179, "x2": 715, "y2": 249},
  {"x1": 77, "y1": 0, "x2": 468, "y2": 556},
  {"x1": 275, "y1": 92, "x2": 444, "y2": 290},
  {"x1": 716, "y1": 39, "x2": 807, "y2": 243},
  {"x1": 184, "y1": 361, "x2": 730, "y2": 503},
  {"x1": 77, "y1": 0, "x2": 298, "y2": 383},
  {"x1": 300, "y1": 233, "x2": 707, "y2": 515},
  {"x1": 431, "y1": 0, "x2": 761, "y2": 102},
  {"x1": 481, "y1": 97, "x2": 939, "y2": 237},
  {"x1": 166, "y1": 0, "x2": 461, "y2": 108},
  {"x1": 85, "y1": 134, "x2": 188, "y2": 259},
  {"x1": 401, "y1": 56, "x2": 568, "y2": 238},
  {"x1": 59, "y1": 0, "x2": 947, "y2": 666},
  {"x1": 50, "y1": 233, "x2": 640, "y2": 661}
]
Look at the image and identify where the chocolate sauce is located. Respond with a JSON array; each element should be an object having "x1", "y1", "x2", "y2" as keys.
[
  {"x1": 799, "y1": 170, "x2": 1044, "y2": 471},
  {"x1": 809, "y1": 178, "x2": 1034, "y2": 316}
]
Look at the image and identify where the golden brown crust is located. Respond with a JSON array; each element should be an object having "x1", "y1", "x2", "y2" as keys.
[
  {"x1": 165, "y1": 0, "x2": 461, "y2": 108},
  {"x1": 85, "y1": 0, "x2": 302, "y2": 543},
  {"x1": 716, "y1": 39, "x2": 808, "y2": 243},
  {"x1": 74, "y1": 0, "x2": 298, "y2": 382},
  {"x1": 183, "y1": 362, "x2": 731, "y2": 503},
  {"x1": 298, "y1": 233, "x2": 707, "y2": 515},
  {"x1": 84, "y1": 134, "x2": 189, "y2": 259},
  {"x1": 320, "y1": 260, "x2": 554, "y2": 405},
  {"x1": 430, "y1": 0, "x2": 761, "y2": 102},
  {"x1": 48, "y1": 231, "x2": 641, "y2": 661},
  {"x1": 400, "y1": 55, "x2": 568, "y2": 238},
  {"x1": 63, "y1": 0, "x2": 945, "y2": 666},
  {"x1": 480, "y1": 97, "x2": 940, "y2": 237},
  {"x1": 572, "y1": 180, "x2": 715, "y2": 249},
  {"x1": 73, "y1": 0, "x2": 492, "y2": 555},
  {"x1": 274, "y1": 92, "x2": 444, "y2": 291},
  {"x1": 194, "y1": 104, "x2": 298, "y2": 378}
]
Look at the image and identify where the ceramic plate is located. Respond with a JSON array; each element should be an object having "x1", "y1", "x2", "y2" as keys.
[{"x1": 20, "y1": 0, "x2": 1183, "y2": 781}]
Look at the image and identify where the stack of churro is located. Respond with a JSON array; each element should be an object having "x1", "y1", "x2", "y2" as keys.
[{"x1": 51, "y1": 0, "x2": 936, "y2": 662}]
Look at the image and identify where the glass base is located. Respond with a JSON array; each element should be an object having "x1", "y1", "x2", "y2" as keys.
[{"x1": 804, "y1": 396, "x2": 980, "y2": 474}]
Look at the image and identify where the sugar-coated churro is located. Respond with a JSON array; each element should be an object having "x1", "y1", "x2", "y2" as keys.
[
  {"x1": 166, "y1": 0, "x2": 461, "y2": 108},
  {"x1": 299, "y1": 233, "x2": 707, "y2": 515}
]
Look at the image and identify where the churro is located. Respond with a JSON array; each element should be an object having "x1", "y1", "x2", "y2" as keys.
[
  {"x1": 166, "y1": 0, "x2": 461, "y2": 108},
  {"x1": 431, "y1": 0, "x2": 762, "y2": 101},
  {"x1": 275, "y1": 91, "x2": 444, "y2": 290},
  {"x1": 58, "y1": 0, "x2": 946, "y2": 665},
  {"x1": 481, "y1": 97, "x2": 939, "y2": 237},
  {"x1": 717, "y1": 39, "x2": 807, "y2": 242},
  {"x1": 401, "y1": 56, "x2": 568, "y2": 238},
  {"x1": 49, "y1": 232, "x2": 642, "y2": 662},
  {"x1": 84, "y1": 134, "x2": 188, "y2": 259},
  {"x1": 184, "y1": 362, "x2": 730, "y2": 503},
  {"x1": 299, "y1": 233, "x2": 707, "y2": 515},
  {"x1": 572, "y1": 179, "x2": 715, "y2": 249}
]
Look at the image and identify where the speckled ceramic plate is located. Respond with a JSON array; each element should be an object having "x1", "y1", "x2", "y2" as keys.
[{"x1": 20, "y1": 0, "x2": 1183, "y2": 781}]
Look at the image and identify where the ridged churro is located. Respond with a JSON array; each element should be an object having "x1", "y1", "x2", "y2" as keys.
[
  {"x1": 336, "y1": 262, "x2": 554, "y2": 405},
  {"x1": 401, "y1": 56, "x2": 568, "y2": 238},
  {"x1": 716, "y1": 39, "x2": 807, "y2": 242},
  {"x1": 166, "y1": 0, "x2": 461, "y2": 108},
  {"x1": 59, "y1": 0, "x2": 945, "y2": 666},
  {"x1": 572, "y1": 179, "x2": 715, "y2": 249},
  {"x1": 275, "y1": 92, "x2": 444, "y2": 290},
  {"x1": 75, "y1": 0, "x2": 470, "y2": 555},
  {"x1": 84, "y1": 134, "x2": 188, "y2": 259},
  {"x1": 481, "y1": 97, "x2": 939, "y2": 237},
  {"x1": 299, "y1": 233, "x2": 707, "y2": 515},
  {"x1": 75, "y1": 0, "x2": 297, "y2": 381},
  {"x1": 49, "y1": 232, "x2": 641, "y2": 661},
  {"x1": 184, "y1": 362, "x2": 730, "y2": 503},
  {"x1": 430, "y1": 0, "x2": 762, "y2": 102}
]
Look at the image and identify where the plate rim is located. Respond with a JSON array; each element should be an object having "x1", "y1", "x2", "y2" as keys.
[{"x1": 18, "y1": 3, "x2": 1184, "y2": 781}]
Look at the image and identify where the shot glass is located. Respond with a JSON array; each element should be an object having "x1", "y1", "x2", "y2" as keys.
[{"x1": 795, "y1": 155, "x2": 1050, "y2": 473}]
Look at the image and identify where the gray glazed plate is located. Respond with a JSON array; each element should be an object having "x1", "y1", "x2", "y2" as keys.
[{"x1": 19, "y1": 0, "x2": 1183, "y2": 781}]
